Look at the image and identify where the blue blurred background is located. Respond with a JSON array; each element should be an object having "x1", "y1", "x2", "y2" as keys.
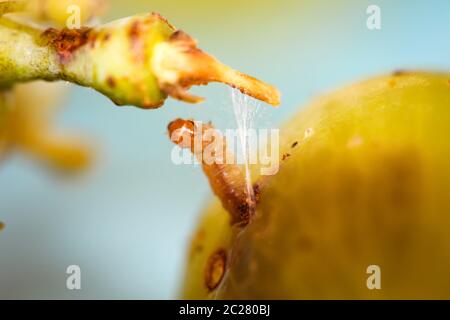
[{"x1": 0, "y1": 0, "x2": 449, "y2": 299}]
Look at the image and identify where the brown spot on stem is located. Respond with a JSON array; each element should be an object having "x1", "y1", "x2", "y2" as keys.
[
  {"x1": 103, "y1": 32, "x2": 111, "y2": 42},
  {"x1": 43, "y1": 27, "x2": 94, "y2": 63},
  {"x1": 88, "y1": 32, "x2": 97, "y2": 48},
  {"x1": 128, "y1": 20, "x2": 147, "y2": 63},
  {"x1": 129, "y1": 21, "x2": 141, "y2": 43},
  {"x1": 205, "y1": 249, "x2": 227, "y2": 291},
  {"x1": 106, "y1": 76, "x2": 116, "y2": 88},
  {"x1": 297, "y1": 235, "x2": 313, "y2": 251}
]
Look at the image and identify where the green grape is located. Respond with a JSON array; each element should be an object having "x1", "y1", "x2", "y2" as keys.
[{"x1": 182, "y1": 71, "x2": 450, "y2": 299}]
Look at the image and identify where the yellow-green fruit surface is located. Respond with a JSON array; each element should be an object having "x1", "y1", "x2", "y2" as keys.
[{"x1": 182, "y1": 72, "x2": 450, "y2": 299}]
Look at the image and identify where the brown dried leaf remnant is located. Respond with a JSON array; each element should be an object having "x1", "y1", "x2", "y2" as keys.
[
  {"x1": 153, "y1": 30, "x2": 281, "y2": 106},
  {"x1": 205, "y1": 249, "x2": 227, "y2": 292},
  {"x1": 42, "y1": 27, "x2": 94, "y2": 63}
]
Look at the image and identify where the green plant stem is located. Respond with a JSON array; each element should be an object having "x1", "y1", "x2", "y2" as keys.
[{"x1": 0, "y1": 12, "x2": 280, "y2": 109}]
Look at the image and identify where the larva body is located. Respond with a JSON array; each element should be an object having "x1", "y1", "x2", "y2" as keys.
[{"x1": 168, "y1": 118, "x2": 255, "y2": 225}]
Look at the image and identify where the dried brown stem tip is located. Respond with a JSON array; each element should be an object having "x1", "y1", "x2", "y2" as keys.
[
  {"x1": 168, "y1": 118, "x2": 256, "y2": 225},
  {"x1": 153, "y1": 31, "x2": 281, "y2": 106}
]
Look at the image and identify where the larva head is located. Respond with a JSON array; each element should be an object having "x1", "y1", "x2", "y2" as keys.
[{"x1": 168, "y1": 118, "x2": 195, "y2": 148}]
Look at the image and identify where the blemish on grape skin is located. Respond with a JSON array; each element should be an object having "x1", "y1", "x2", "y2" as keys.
[
  {"x1": 128, "y1": 19, "x2": 151, "y2": 64},
  {"x1": 43, "y1": 27, "x2": 94, "y2": 63},
  {"x1": 282, "y1": 153, "x2": 291, "y2": 161},
  {"x1": 0, "y1": 221, "x2": 5, "y2": 231},
  {"x1": 291, "y1": 141, "x2": 298, "y2": 148},
  {"x1": 205, "y1": 249, "x2": 227, "y2": 292}
]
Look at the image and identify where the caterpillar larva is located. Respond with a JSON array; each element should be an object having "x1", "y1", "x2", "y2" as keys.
[{"x1": 168, "y1": 118, "x2": 255, "y2": 225}]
